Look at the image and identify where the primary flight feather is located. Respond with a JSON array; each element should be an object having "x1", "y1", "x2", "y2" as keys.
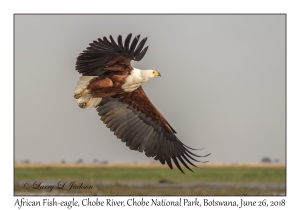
[{"x1": 74, "y1": 33, "x2": 209, "y2": 173}]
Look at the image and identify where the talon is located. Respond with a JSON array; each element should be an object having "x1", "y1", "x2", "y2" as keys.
[
  {"x1": 74, "y1": 94, "x2": 81, "y2": 99},
  {"x1": 79, "y1": 102, "x2": 86, "y2": 108}
]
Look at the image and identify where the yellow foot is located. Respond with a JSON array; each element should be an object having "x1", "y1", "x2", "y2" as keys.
[{"x1": 74, "y1": 94, "x2": 81, "y2": 99}]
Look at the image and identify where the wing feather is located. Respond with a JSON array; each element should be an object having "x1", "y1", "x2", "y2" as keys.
[
  {"x1": 133, "y1": 37, "x2": 148, "y2": 58},
  {"x1": 124, "y1": 33, "x2": 132, "y2": 51},
  {"x1": 157, "y1": 134, "x2": 166, "y2": 165},
  {"x1": 107, "y1": 109, "x2": 133, "y2": 129},
  {"x1": 165, "y1": 141, "x2": 173, "y2": 169},
  {"x1": 138, "y1": 126, "x2": 154, "y2": 152},
  {"x1": 117, "y1": 35, "x2": 124, "y2": 50},
  {"x1": 110, "y1": 112, "x2": 135, "y2": 132},
  {"x1": 109, "y1": 35, "x2": 119, "y2": 49},
  {"x1": 116, "y1": 117, "x2": 140, "y2": 140},
  {"x1": 96, "y1": 91, "x2": 209, "y2": 173},
  {"x1": 76, "y1": 33, "x2": 149, "y2": 76},
  {"x1": 130, "y1": 35, "x2": 140, "y2": 53},
  {"x1": 126, "y1": 121, "x2": 145, "y2": 148},
  {"x1": 113, "y1": 115, "x2": 136, "y2": 138},
  {"x1": 129, "y1": 124, "x2": 148, "y2": 150},
  {"x1": 136, "y1": 46, "x2": 149, "y2": 61},
  {"x1": 171, "y1": 155, "x2": 184, "y2": 174},
  {"x1": 143, "y1": 130, "x2": 157, "y2": 157},
  {"x1": 102, "y1": 107, "x2": 129, "y2": 124},
  {"x1": 177, "y1": 155, "x2": 193, "y2": 172}
]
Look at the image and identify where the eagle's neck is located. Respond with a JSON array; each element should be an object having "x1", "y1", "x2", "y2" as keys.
[{"x1": 122, "y1": 68, "x2": 153, "y2": 92}]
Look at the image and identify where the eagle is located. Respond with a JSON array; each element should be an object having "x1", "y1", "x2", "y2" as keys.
[{"x1": 74, "y1": 33, "x2": 209, "y2": 173}]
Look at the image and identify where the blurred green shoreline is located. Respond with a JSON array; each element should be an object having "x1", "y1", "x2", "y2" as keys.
[
  {"x1": 14, "y1": 163, "x2": 285, "y2": 195},
  {"x1": 15, "y1": 163, "x2": 285, "y2": 183}
]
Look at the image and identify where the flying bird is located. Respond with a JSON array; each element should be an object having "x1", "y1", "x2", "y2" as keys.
[{"x1": 74, "y1": 33, "x2": 209, "y2": 173}]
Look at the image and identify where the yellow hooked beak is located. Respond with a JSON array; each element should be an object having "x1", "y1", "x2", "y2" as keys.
[{"x1": 153, "y1": 71, "x2": 161, "y2": 77}]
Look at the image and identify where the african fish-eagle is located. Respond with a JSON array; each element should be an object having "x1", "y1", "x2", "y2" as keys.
[{"x1": 74, "y1": 33, "x2": 209, "y2": 173}]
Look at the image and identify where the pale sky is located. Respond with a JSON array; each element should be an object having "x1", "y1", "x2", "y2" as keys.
[{"x1": 15, "y1": 14, "x2": 285, "y2": 164}]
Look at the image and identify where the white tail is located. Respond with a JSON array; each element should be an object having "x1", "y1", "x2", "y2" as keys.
[{"x1": 74, "y1": 76, "x2": 102, "y2": 108}]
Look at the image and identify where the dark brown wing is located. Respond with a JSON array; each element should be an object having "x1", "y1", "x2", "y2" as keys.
[
  {"x1": 96, "y1": 87, "x2": 210, "y2": 173},
  {"x1": 76, "y1": 33, "x2": 148, "y2": 76}
]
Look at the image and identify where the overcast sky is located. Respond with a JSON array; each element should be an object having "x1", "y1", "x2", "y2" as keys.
[{"x1": 15, "y1": 14, "x2": 285, "y2": 164}]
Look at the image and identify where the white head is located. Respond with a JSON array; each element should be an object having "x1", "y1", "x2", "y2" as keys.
[
  {"x1": 122, "y1": 68, "x2": 161, "y2": 92},
  {"x1": 140, "y1": 69, "x2": 161, "y2": 81}
]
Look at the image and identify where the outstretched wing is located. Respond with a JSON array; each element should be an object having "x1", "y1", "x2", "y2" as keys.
[
  {"x1": 97, "y1": 87, "x2": 210, "y2": 173},
  {"x1": 76, "y1": 33, "x2": 148, "y2": 76}
]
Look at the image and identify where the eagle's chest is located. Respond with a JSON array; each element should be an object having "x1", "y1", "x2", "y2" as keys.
[
  {"x1": 121, "y1": 79, "x2": 144, "y2": 92},
  {"x1": 121, "y1": 70, "x2": 148, "y2": 92}
]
